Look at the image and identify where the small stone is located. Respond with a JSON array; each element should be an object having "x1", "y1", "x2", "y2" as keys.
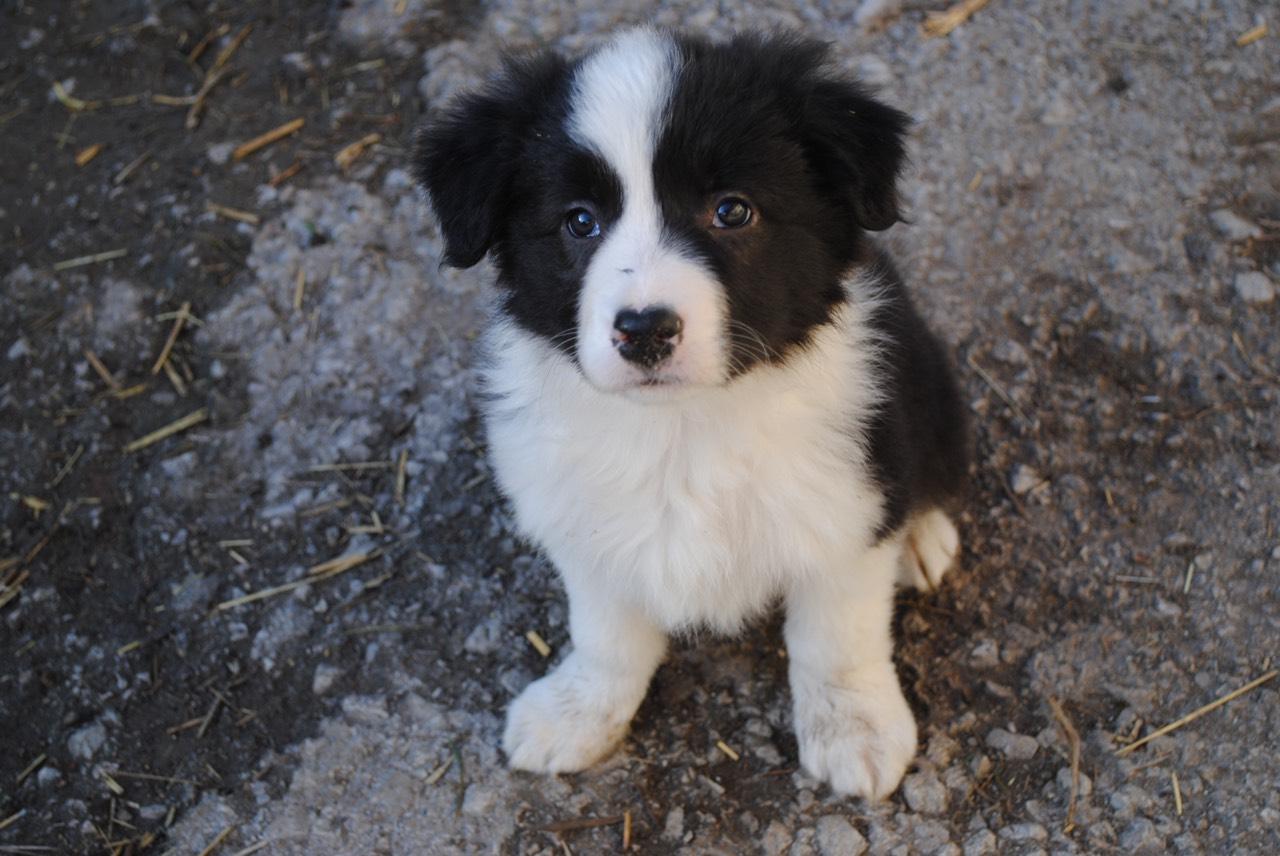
[
  {"x1": 1234, "y1": 271, "x2": 1275, "y2": 305},
  {"x1": 762, "y1": 820, "x2": 794, "y2": 855},
  {"x1": 970, "y1": 638, "x2": 1000, "y2": 668},
  {"x1": 902, "y1": 769, "x2": 949, "y2": 814},
  {"x1": 1209, "y1": 209, "x2": 1262, "y2": 241},
  {"x1": 311, "y1": 663, "x2": 341, "y2": 695},
  {"x1": 460, "y1": 783, "x2": 496, "y2": 815},
  {"x1": 663, "y1": 807, "x2": 684, "y2": 841},
  {"x1": 463, "y1": 616, "x2": 502, "y2": 654},
  {"x1": 37, "y1": 766, "x2": 63, "y2": 787},
  {"x1": 999, "y1": 822, "x2": 1048, "y2": 842},
  {"x1": 815, "y1": 815, "x2": 868, "y2": 856},
  {"x1": 854, "y1": 55, "x2": 893, "y2": 88},
  {"x1": 206, "y1": 142, "x2": 235, "y2": 165},
  {"x1": 68, "y1": 722, "x2": 107, "y2": 760},
  {"x1": 1056, "y1": 767, "x2": 1093, "y2": 796},
  {"x1": 854, "y1": 0, "x2": 902, "y2": 30},
  {"x1": 1040, "y1": 93, "x2": 1074, "y2": 125},
  {"x1": 963, "y1": 829, "x2": 997, "y2": 856},
  {"x1": 7, "y1": 338, "x2": 30, "y2": 360},
  {"x1": 926, "y1": 734, "x2": 960, "y2": 766},
  {"x1": 1011, "y1": 465, "x2": 1042, "y2": 495},
  {"x1": 1119, "y1": 817, "x2": 1163, "y2": 852},
  {"x1": 986, "y1": 728, "x2": 1039, "y2": 760}
]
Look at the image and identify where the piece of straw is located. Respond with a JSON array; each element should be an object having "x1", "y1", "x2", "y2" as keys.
[{"x1": 1116, "y1": 669, "x2": 1278, "y2": 755}]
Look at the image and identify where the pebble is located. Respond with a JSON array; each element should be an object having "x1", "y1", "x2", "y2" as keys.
[
  {"x1": 68, "y1": 722, "x2": 106, "y2": 760},
  {"x1": 816, "y1": 815, "x2": 868, "y2": 855},
  {"x1": 1209, "y1": 209, "x2": 1262, "y2": 241},
  {"x1": 663, "y1": 806, "x2": 685, "y2": 841},
  {"x1": 999, "y1": 822, "x2": 1048, "y2": 842},
  {"x1": 1056, "y1": 767, "x2": 1093, "y2": 797},
  {"x1": 1234, "y1": 271, "x2": 1275, "y2": 305},
  {"x1": 854, "y1": 0, "x2": 901, "y2": 29},
  {"x1": 854, "y1": 55, "x2": 894, "y2": 88},
  {"x1": 902, "y1": 768, "x2": 949, "y2": 814},
  {"x1": 986, "y1": 728, "x2": 1039, "y2": 760},
  {"x1": 761, "y1": 820, "x2": 793, "y2": 855},
  {"x1": 312, "y1": 663, "x2": 341, "y2": 695},
  {"x1": 1119, "y1": 817, "x2": 1163, "y2": 852},
  {"x1": 1011, "y1": 465, "x2": 1042, "y2": 495},
  {"x1": 962, "y1": 829, "x2": 997, "y2": 856}
]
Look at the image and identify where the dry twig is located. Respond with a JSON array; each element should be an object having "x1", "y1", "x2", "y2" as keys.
[
  {"x1": 150, "y1": 302, "x2": 192, "y2": 375},
  {"x1": 1048, "y1": 696, "x2": 1082, "y2": 832},
  {"x1": 923, "y1": 0, "x2": 991, "y2": 38},
  {"x1": 123, "y1": 408, "x2": 208, "y2": 453},
  {"x1": 233, "y1": 118, "x2": 304, "y2": 161},
  {"x1": 1116, "y1": 670, "x2": 1278, "y2": 755}
]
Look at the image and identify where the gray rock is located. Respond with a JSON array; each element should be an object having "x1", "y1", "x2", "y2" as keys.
[
  {"x1": 67, "y1": 722, "x2": 106, "y2": 761},
  {"x1": 962, "y1": 829, "x2": 997, "y2": 856},
  {"x1": 1119, "y1": 817, "x2": 1163, "y2": 853},
  {"x1": 815, "y1": 815, "x2": 867, "y2": 856},
  {"x1": 999, "y1": 822, "x2": 1049, "y2": 842},
  {"x1": 762, "y1": 820, "x2": 794, "y2": 855},
  {"x1": 1011, "y1": 465, "x2": 1042, "y2": 495},
  {"x1": 1234, "y1": 271, "x2": 1275, "y2": 305},
  {"x1": 1056, "y1": 766, "x2": 1093, "y2": 797},
  {"x1": 854, "y1": 0, "x2": 902, "y2": 29},
  {"x1": 986, "y1": 728, "x2": 1039, "y2": 760},
  {"x1": 902, "y1": 768, "x2": 949, "y2": 814},
  {"x1": 663, "y1": 806, "x2": 685, "y2": 841},
  {"x1": 854, "y1": 55, "x2": 894, "y2": 88},
  {"x1": 311, "y1": 663, "x2": 341, "y2": 695},
  {"x1": 1209, "y1": 209, "x2": 1262, "y2": 240}
]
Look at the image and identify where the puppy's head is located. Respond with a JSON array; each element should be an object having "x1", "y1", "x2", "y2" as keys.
[{"x1": 415, "y1": 30, "x2": 909, "y2": 400}]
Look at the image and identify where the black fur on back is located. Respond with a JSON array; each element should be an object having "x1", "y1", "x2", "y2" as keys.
[{"x1": 861, "y1": 247, "x2": 970, "y2": 536}]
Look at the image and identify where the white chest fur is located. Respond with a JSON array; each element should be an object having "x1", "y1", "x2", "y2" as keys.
[{"x1": 481, "y1": 301, "x2": 886, "y2": 632}]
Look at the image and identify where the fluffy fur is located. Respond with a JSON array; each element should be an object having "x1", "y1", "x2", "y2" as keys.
[{"x1": 414, "y1": 28, "x2": 968, "y2": 800}]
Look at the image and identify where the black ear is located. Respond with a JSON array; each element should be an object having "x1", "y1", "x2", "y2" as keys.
[
  {"x1": 413, "y1": 53, "x2": 569, "y2": 268},
  {"x1": 800, "y1": 73, "x2": 911, "y2": 232}
]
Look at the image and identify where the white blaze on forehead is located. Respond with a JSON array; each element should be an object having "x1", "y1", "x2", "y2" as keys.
[
  {"x1": 568, "y1": 29, "x2": 676, "y2": 226},
  {"x1": 568, "y1": 30, "x2": 728, "y2": 396},
  {"x1": 569, "y1": 29, "x2": 675, "y2": 184}
]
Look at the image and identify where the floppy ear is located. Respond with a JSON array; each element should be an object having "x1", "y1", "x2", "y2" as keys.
[
  {"x1": 414, "y1": 53, "x2": 569, "y2": 268},
  {"x1": 800, "y1": 76, "x2": 911, "y2": 232}
]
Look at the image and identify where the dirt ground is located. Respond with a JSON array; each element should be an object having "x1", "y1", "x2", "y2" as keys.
[{"x1": 2, "y1": 1, "x2": 1278, "y2": 854}]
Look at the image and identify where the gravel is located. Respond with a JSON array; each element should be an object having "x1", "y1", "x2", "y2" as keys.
[
  {"x1": 4, "y1": 0, "x2": 1279, "y2": 854},
  {"x1": 1233, "y1": 270, "x2": 1276, "y2": 304}
]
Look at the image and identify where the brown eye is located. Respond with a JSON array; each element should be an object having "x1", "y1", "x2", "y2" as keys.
[{"x1": 713, "y1": 197, "x2": 752, "y2": 229}]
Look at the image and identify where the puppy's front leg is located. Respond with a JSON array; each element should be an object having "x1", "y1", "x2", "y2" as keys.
[
  {"x1": 504, "y1": 574, "x2": 666, "y2": 773},
  {"x1": 786, "y1": 540, "x2": 917, "y2": 800}
]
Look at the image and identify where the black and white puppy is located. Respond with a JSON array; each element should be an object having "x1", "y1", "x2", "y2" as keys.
[{"x1": 415, "y1": 29, "x2": 968, "y2": 800}]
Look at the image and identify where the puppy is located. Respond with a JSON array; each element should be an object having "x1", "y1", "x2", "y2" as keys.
[{"x1": 415, "y1": 28, "x2": 968, "y2": 800}]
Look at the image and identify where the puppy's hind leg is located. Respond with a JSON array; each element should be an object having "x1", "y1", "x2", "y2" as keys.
[
  {"x1": 503, "y1": 574, "x2": 666, "y2": 773},
  {"x1": 898, "y1": 508, "x2": 960, "y2": 592}
]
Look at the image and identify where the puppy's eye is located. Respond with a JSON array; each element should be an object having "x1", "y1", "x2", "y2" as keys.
[
  {"x1": 713, "y1": 197, "x2": 752, "y2": 229},
  {"x1": 566, "y1": 208, "x2": 600, "y2": 238}
]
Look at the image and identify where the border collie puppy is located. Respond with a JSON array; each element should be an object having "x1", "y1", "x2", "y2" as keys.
[{"x1": 415, "y1": 28, "x2": 968, "y2": 800}]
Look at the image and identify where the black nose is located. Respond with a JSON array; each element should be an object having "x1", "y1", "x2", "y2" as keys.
[{"x1": 613, "y1": 306, "x2": 683, "y2": 367}]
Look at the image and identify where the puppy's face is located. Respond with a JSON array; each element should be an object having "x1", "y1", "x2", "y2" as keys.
[{"x1": 416, "y1": 30, "x2": 908, "y2": 399}]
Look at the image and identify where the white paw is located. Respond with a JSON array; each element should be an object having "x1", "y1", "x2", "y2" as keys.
[
  {"x1": 792, "y1": 666, "x2": 918, "y2": 800},
  {"x1": 899, "y1": 508, "x2": 960, "y2": 591},
  {"x1": 503, "y1": 655, "x2": 642, "y2": 773}
]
